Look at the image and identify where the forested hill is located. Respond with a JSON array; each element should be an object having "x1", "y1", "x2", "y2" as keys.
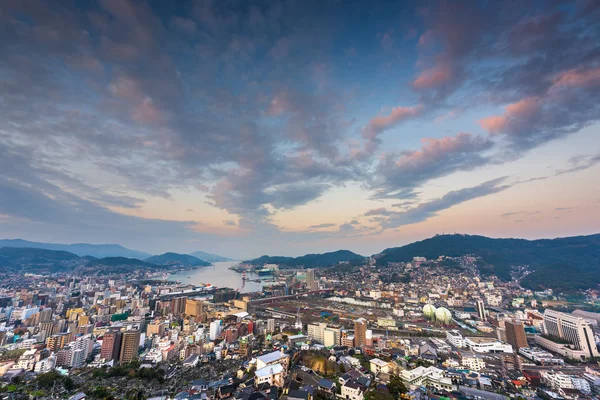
[
  {"x1": 245, "y1": 250, "x2": 364, "y2": 268},
  {"x1": 376, "y1": 233, "x2": 600, "y2": 292}
]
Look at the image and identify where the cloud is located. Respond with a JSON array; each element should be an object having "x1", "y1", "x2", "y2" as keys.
[
  {"x1": 555, "y1": 153, "x2": 600, "y2": 176},
  {"x1": 378, "y1": 178, "x2": 512, "y2": 229},
  {"x1": 363, "y1": 104, "x2": 423, "y2": 142},
  {"x1": 555, "y1": 207, "x2": 572, "y2": 212},
  {"x1": 374, "y1": 132, "x2": 494, "y2": 199},
  {"x1": 308, "y1": 223, "x2": 336, "y2": 229},
  {"x1": 364, "y1": 208, "x2": 397, "y2": 217},
  {"x1": 501, "y1": 211, "x2": 523, "y2": 218},
  {"x1": 223, "y1": 220, "x2": 237, "y2": 226},
  {"x1": 479, "y1": 68, "x2": 600, "y2": 152}
]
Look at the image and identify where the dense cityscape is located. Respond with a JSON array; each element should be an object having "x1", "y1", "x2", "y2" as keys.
[
  {"x1": 0, "y1": 235, "x2": 599, "y2": 400},
  {"x1": 2, "y1": 0, "x2": 600, "y2": 399}
]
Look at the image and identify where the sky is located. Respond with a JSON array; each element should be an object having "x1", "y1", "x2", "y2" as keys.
[{"x1": 1, "y1": 0, "x2": 599, "y2": 259}]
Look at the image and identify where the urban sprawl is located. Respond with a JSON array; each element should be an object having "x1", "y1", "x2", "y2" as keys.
[{"x1": 1, "y1": 255, "x2": 600, "y2": 400}]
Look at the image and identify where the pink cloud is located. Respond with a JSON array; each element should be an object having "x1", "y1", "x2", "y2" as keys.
[
  {"x1": 479, "y1": 97, "x2": 540, "y2": 134},
  {"x1": 364, "y1": 104, "x2": 423, "y2": 140},
  {"x1": 395, "y1": 132, "x2": 488, "y2": 168},
  {"x1": 412, "y1": 65, "x2": 452, "y2": 90},
  {"x1": 551, "y1": 67, "x2": 600, "y2": 90}
]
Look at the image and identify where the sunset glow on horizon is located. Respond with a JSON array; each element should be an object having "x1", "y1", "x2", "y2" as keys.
[{"x1": 1, "y1": 0, "x2": 599, "y2": 259}]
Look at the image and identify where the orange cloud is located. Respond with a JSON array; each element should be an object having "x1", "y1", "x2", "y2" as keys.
[
  {"x1": 551, "y1": 67, "x2": 600, "y2": 89},
  {"x1": 479, "y1": 97, "x2": 540, "y2": 134},
  {"x1": 364, "y1": 104, "x2": 423, "y2": 140},
  {"x1": 412, "y1": 65, "x2": 451, "y2": 90}
]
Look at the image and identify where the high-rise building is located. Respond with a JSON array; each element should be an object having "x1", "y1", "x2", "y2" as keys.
[
  {"x1": 476, "y1": 300, "x2": 487, "y2": 321},
  {"x1": 505, "y1": 319, "x2": 528, "y2": 350},
  {"x1": 307, "y1": 322, "x2": 341, "y2": 347},
  {"x1": 267, "y1": 318, "x2": 275, "y2": 333},
  {"x1": 239, "y1": 336, "x2": 249, "y2": 357},
  {"x1": 101, "y1": 330, "x2": 122, "y2": 361},
  {"x1": 543, "y1": 310, "x2": 599, "y2": 358},
  {"x1": 306, "y1": 269, "x2": 318, "y2": 291},
  {"x1": 185, "y1": 299, "x2": 203, "y2": 317},
  {"x1": 119, "y1": 330, "x2": 141, "y2": 363},
  {"x1": 210, "y1": 320, "x2": 222, "y2": 340},
  {"x1": 146, "y1": 321, "x2": 165, "y2": 337},
  {"x1": 170, "y1": 296, "x2": 187, "y2": 316},
  {"x1": 354, "y1": 318, "x2": 367, "y2": 348}
]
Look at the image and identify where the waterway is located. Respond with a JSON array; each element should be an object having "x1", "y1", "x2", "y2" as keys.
[{"x1": 169, "y1": 261, "x2": 267, "y2": 293}]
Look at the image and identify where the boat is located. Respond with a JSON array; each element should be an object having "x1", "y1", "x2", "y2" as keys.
[{"x1": 257, "y1": 268, "x2": 274, "y2": 276}]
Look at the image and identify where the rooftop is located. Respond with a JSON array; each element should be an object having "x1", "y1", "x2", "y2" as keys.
[{"x1": 255, "y1": 363, "x2": 284, "y2": 378}]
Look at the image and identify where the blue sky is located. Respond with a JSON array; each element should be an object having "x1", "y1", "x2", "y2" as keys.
[{"x1": 0, "y1": 0, "x2": 599, "y2": 259}]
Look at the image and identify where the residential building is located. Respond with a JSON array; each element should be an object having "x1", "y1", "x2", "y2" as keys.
[
  {"x1": 543, "y1": 310, "x2": 599, "y2": 358},
  {"x1": 119, "y1": 330, "x2": 141, "y2": 363},
  {"x1": 505, "y1": 319, "x2": 528, "y2": 350},
  {"x1": 354, "y1": 318, "x2": 367, "y2": 348},
  {"x1": 476, "y1": 300, "x2": 487, "y2": 321}
]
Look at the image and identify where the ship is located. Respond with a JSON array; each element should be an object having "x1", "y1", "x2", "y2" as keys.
[{"x1": 257, "y1": 268, "x2": 274, "y2": 276}]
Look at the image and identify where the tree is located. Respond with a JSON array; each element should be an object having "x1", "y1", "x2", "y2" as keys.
[
  {"x1": 366, "y1": 391, "x2": 394, "y2": 400},
  {"x1": 387, "y1": 374, "x2": 407, "y2": 397}
]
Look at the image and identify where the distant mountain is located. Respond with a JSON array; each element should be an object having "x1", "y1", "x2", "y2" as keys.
[
  {"x1": 145, "y1": 252, "x2": 211, "y2": 267},
  {"x1": 189, "y1": 250, "x2": 233, "y2": 262},
  {"x1": 0, "y1": 248, "x2": 165, "y2": 275},
  {"x1": 245, "y1": 250, "x2": 364, "y2": 268},
  {"x1": 376, "y1": 233, "x2": 600, "y2": 292},
  {"x1": 0, "y1": 239, "x2": 151, "y2": 259},
  {"x1": 0, "y1": 247, "x2": 82, "y2": 273}
]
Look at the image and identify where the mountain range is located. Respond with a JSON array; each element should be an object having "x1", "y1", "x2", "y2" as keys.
[
  {"x1": 244, "y1": 250, "x2": 364, "y2": 268},
  {"x1": 144, "y1": 252, "x2": 211, "y2": 267},
  {"x1": 0, "y1": 247, "x2": 214, "y2": 275},
  {"x1": 244, "y1": 233, "x2": 600, "y2": 292},
  {"x1": 1, "y1": 233, "x2": 599, "y2": 292},
  {"x1": 0, "y1": 239, "x2": 230, "y2": 262}
]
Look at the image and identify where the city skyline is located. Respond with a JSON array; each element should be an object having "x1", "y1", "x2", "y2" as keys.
[{"x1": 1, "y1": 1, "x2": 599, "y2": 259}]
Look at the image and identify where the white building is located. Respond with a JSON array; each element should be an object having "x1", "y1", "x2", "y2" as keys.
[
  {"x1": 543, "y1": 310, "x2": 600, "y2": 359},
  {"x1": 446, "y1": 330, "x2": 465, "y2": 348},
  {"x1": 307, "y1": 323, "x2": 341, "y2": 347},
  {"x1": 519, "y1": 347, "x2": 564, "y2": 365},
  {"x1": 266, "y1": 319, "x2": 275, "y2": 333},
  {"x1": 255, "y1": 363, "x2": 284, "y2": 387},
  {"x1": 14, "y1": 349, "x2": 37, "y2": 371},
  {"x1": 341, "y1": 381, "x2": 365, "y2": 400},
  {"x1": 34, "y1": 354, "x2": 56, "y2": 373},
  {"x1": 464, "y1": 337, "x2": 513, "y2": 353},
  {"x1": 256, "y1": 350, "x2": 290, "y2": 371},
  {"x1": 460, "y1": 354, "x2": 486, "y2": 371},
  {"x1": 369, "y1": 358, "x2": 390, "y2": 375},
  {"x1": 209, "y1": 320, "x2": 222, "y2": 341},
  {"x1": 399, "y1": 366, "x2": 454, "y2": 391},
  {"x1": 543, "y1": 371, "x2": 591, "y2": 394}
]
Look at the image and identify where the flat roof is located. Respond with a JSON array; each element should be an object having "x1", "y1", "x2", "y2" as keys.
[{"x1": 257, "y1": 351, "x2": 288, "y2": 364}]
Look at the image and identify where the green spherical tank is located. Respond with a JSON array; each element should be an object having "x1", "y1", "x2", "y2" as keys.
[
  {"x1": 435, "y1": 307, "x2": 452, "y2": 324},
  {"x1": 422, "y1": 304, "x2": 437, "y2": 320}
]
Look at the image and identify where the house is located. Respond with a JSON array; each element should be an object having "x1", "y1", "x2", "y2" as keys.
[
  {"x1": 256, "y1": 350, "x2": 290, "y2": 371},
  {"x1": 369, "y1": 358, "x2": 390, "y2": 375},
  {"x1": 217, "y1": 384, "x2": 236, "y2": 399},
  {"x1": 339, "y1": 356, "x2": 361, "y2": 367},
  {"x1": 286, "y1": 389, "x2": 310, "y2": 400},
  {"x1": 341, "y1": 381, "x2": 365, "y2": 400},
  {"x1": 339, "y1": 370, "x2": 362, "y2": 385},
  {"x1": 318, "y1": 378, "x2": 336, "y2": 393},
  {"x1": 69, "y1": 393, "x2": 87, "y2": 400},
  {"x1": 255, "y1": 363, "x2": 285, "y2": 387}
]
